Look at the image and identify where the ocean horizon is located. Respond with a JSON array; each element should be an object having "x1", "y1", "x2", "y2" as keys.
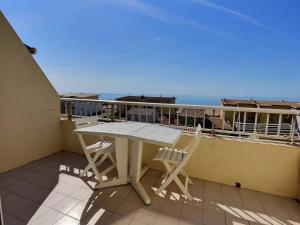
[{"x1": 99, "y1": 93, "x2": 300, "y2": 106}]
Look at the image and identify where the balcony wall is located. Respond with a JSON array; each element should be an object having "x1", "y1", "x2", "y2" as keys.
[
  {"x1": 61, "y1": 119, "x2": 300, "y2": 199},
  {"x1": 0, "y1": 12, "x2": 62, "y2": 172}
]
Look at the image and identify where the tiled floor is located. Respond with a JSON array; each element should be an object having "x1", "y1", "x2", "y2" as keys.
[{"x1": 0, "y1": 151, "x2": 299, "y2": 225}]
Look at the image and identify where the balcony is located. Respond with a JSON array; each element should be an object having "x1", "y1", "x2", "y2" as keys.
[
  {"x1": 1, "y1": 10, "x2": 300, "y2": 225},
  {"x1": 1, "y1": 151, "x2": 300, "y2": 225}
]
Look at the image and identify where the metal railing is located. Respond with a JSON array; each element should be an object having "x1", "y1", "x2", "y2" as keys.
[{"x1": 60, "y1": 98, "x2": 299, "y2": 144}]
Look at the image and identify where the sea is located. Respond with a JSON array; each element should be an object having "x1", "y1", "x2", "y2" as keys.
[{"x1": 99, "y1": 93, "x2": 300, "y2": 106}]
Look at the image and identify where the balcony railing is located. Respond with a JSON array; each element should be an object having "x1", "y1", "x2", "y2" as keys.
[{"x1": 60, "y1": 98, "x2": 300, "y2": 144}]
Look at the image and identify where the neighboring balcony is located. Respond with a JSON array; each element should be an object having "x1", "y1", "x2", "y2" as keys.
[{"x1": 60, "y1": 98, "x2": 300, "y2": 145}]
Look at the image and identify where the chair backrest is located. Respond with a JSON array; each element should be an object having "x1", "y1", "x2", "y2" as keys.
[
  {"x1": 74, "y1": 116, "x2": 100, "y2": 129},
  {"x1": 182, "y1": 124, "x2": 202, "y2": 164}
]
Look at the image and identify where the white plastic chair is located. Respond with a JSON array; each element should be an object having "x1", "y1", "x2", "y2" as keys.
[
  {"x1": 75, "y1": 117, "x2": 116, "y2": 181},
  {"x1": 153, "y1": 125, "x2": 202, "y2": 200}
]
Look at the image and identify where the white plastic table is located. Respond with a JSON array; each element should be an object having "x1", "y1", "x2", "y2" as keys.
[{"x1": 74, "y1": 122, "x2": 183, "y2": 205}]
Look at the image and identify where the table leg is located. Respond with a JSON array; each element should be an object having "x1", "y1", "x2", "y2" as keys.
[
  {"x1": 95, "y1": 137, "x2": 128, "y2": 189},
  {"x1": 130, "y1": 140, "x2": 151, "y2": 205}
]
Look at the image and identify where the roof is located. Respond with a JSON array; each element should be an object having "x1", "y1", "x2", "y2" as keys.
[
  {"x1": 116, "y1": 95, "x2": 176, "y2": 104},
  {"x1": 221, "y1": 98, "x2": 300, "y2": 109},
  {"x1": 60, "y1": 93, "x2": 99, "y2": 99},
  {"x1": 177, "y1": 108, "x2": 204, "y2": 117}
]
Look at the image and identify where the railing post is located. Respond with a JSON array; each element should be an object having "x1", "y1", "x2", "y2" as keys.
[
  {"x1": 153, "y1": 106, "x2": 156, "y2": 123},
  {"x1": 232, "y1": 111, "x2": 236, "y2": 132},
  {"x1": 168, "y1": 108, "x2": 171, "y2": 125},
  {"x1": 243, "y1": 112, "x2": 247, "y2": 133},
  {"x1": 160, "y1": 107, "x2": 163, "y2": 124},
  {"x1": 202, "y1": 110, "x2": 206, "y2": 129},
  {"x1": 193, "y1": 109, "x2": 196, "y2": 128},
  {"x1": 265, "y1": 113, "x2": 270, "y2": 135},
  {"x1": 291, "y1": 115, "x2": 296, "y2": 144},
  {"x1": 185, "y1": 108, "x2": 188, "y2": 127},
  {"x1": 67, "y1": 102, "x2": 72, "y2": 120},
  {"x1": 145, "y1": 106, "x2": 148, "y2": 123},
  {"x1": 212, "y1": 109, "x2": 215, "y2": 136},
  {"x1": 277, "y1": 114, "x2": 282, "y2": 136},
  {"x1": 110, "y1": 104, "x2": 115, "y2": 122},
  {"x1": 222, "y1": 111, "x2": 226, "y2": 130},
  {"x1": 139, "y1": 105, "x2": 141, "y2": 122},
  {"x1": 254, "y1": 112, "x2": 258, "y2": 134}
]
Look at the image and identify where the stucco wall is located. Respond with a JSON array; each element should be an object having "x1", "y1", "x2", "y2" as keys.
[
  {"x1": 62, "y1": 119, "x2": 300, "y2": 199},
  {"x1": 0, "y1": 11, "x2": 62, "y2": 172}
]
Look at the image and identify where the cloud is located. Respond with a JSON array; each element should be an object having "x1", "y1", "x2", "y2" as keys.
[
  {"x1": 191, "y1": 0, "x2": 297, "y2": 41},
  {"x1": 105, "y1": 0, "x2": 238, "y2": 40},
  {"x1": 192, "y1": 0, "x2": 262, "y2": 27}
]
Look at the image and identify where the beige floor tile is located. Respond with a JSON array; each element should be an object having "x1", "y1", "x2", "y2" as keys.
[
  {"x1": 141, "y1": 174, "x2": 158, "y2": 186},
  {"x1": 68, "y1": 201, "x2": 90, "y2": 220},
  {"x1": 51, "y1": 196, "x2": 80, "y2": 214},
  {"x1": 29, "y1": 208, "x2": 64, "y2": 225},
  {"x1": 22, "y1": 204, "x2": 49, "y2": 223},
  {"x1": 226, "y1": 207, "x2": 257, "y2": 223},
  {"x1": 203, "y1": 198, "x2": 224, "y2": 215},
  {"x1": 204, "y1": 189, "x2": 222, "y2": 201},
  {"x1": 181, "y1": 203, "x2": 202, "y2": 223},
  {"x1": 257, "y1": 193, "x2": 280, "y2": 205},
  {"x1": 263, "y1": 202, "x2": 290, "y2": 219},
  {"x1": 5, "y1": 197, "x2": 35, "y2": 217},
  {"x1": 25, "y1": 187, "x2": 52, "y2": 203},
  {"x1": 147, "y1": 169, "x2": 162, "y2": 177},
  {"x1": 97, "y1": 196, "x2": 124, "y2": 212},
  {"x1": 205, "y1": 181, "x2": 221, "y2": 192},
  {"x1": 126, "y1": 191, "x2": 144, "y2": 205},
  {"x1": 160, "y1": 198, "x2": 183, "y2": 217},
  {"x1": 134, "y1": 206, "x2": 159, "y2": 225},
  {"x1": 69, "y1": 186, "x2": 94, "y2": 201},
  {"x1": 0, "y1": 188, "x2": 11, "y2": 197},
  {"x1": 115, "y1": 201, "x2": 141, "y2": 219},
  {"x1": 54, "y1": 215, "x2": 80, "y2": 225},
  {"x1": 106, "y1": 213, "x2": 132, "y2": 225},
  {"x1": 42, "y1": 191, "x2": 66, "y2": 207},
  {"x1": 254, "y1": 212, "x2": 288, "y2": 225},
  {"x1": 2, "y1": 193, "x2": 24, "y2": 209},
  {"x1": 82, "y1": 206, "x2": 112, "y2": 225},
  {"x1": 239, "y1": 189, "x2": 258, "y2": 200},
  {"x1": 111, "y1": 185, "x2": 133, "y2": 200},
  {"x1": 222, "y1": 193, "x2": 244, "y2": 208},
  {"x1": 244, "y1": 210, "x2": 274, "y2": 225},
  {"x1": 154, "y1": 212, "x2": 179, "y2": 225},
  {"x1": 225, "y1": 215, "x2": 249, "y2": 225},
  {"x1": 3, "y1": 213, "x2": 25, "y2": 225},
  {"x1": 242, "y1": 198, "x2": 265, "y2": 212},
  {"x1": 202, "y1": 209, "x2": 226, "y2": 225},
  {"x1": 14, "y1": 202, "x2": 42, "y2": 222},
  {"x1": 178, "y1": 217, "x2": 202, "y2": 225},
  {"x1": 221, "y1": 185, "x2": 240, "y2": 196},
  {"x1": 189, "y1": 184, "x2": 204, "y2": 200}
]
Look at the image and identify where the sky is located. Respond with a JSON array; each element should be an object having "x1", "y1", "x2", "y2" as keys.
[{"x1": 1, "y1": 0, "x2": 300, "y2": 98}]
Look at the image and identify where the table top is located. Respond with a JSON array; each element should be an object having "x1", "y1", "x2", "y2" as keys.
[{"x1": 74, "y1": 122, "x2": 183, "y2": 147}]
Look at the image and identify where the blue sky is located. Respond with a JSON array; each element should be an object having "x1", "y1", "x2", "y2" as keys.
[{"x1": 1, "y1": 0, "x2": 300, "y2": 98}]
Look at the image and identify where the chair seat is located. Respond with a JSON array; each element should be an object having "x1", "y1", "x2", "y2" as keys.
[
  {"x1": 87, "y1": 141, "x2": 114, "y2": 153},
  {"x1": 153, "y1": 147, "x2": 188, "y2": 164}
]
